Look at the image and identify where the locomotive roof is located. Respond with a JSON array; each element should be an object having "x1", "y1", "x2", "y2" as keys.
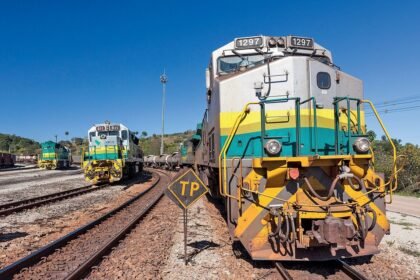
[
  {"x1": 212, "y1": 35, "x2": 333, "y2": 64},
  {"x1": 87, "y1": 123, "x2": 129, "y2": 133}
]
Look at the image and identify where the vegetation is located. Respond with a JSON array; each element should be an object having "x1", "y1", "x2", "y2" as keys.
[
  {"x1": 139, "y1": 130, "x2": 194, "y2": 155},
  {"x1": 0, "y1": 133, "x2": 40, "y2": 155},
  {"x1": 368, "y1": 130, "x2": 420, "y2": 196}
]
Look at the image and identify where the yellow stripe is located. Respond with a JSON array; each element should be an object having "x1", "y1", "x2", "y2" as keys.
[
  {"x1": 251, "y1": 193, "x2": 298, "y2": 249},
  {"x1": 344, "y1": 185, "x2": 389, "y2": 231},
  {"x1": 235, "y1": 187, "x2": 283, "y2": 238},
  {"x1": 220, "y1": 109, "x2": 365, "y2": 135}
]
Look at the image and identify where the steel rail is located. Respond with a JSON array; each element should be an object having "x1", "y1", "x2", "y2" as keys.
[
  {"x1": 334, "y1": 259, "x2": 369, "y2": 280},
  {"x1": 0, "y1": 170, "x2": 165, "y2": 279},
  {"x1": 65, "y1": 169, "x2": 172, "y2": 280},
  {"x1": 0, "y1": 184, "x2": 106, "y2": 216},
  {"x1": 274, "y1": 262, "x2": 293, "y2": 280}
]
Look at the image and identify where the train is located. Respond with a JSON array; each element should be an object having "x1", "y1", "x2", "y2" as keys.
[
  {"x1": 0, "y1": 152, "x2": 15, "y2": 168},
  {"x1": 82, "y1": 122, "x2": 143, "y2": 184},
  {"x1": 156, "y1": 35, "x2": 398, "y2": 262},
  {"x1": 15, "y1": 155, "x2": 37, "y2": 164},
  {"x1": 144, "y1": 152, "x2": 181, "y2": 170},
  {"x1": 38, "y1": 141, "x2": 72, "y2": 169}
]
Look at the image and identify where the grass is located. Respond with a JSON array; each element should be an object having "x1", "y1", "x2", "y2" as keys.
[
  {"x1": 398, "y1": 246, "x2": 420, "y2": 257},
  {"x1": 389, "y1": 219, "x2": 415, "y2": 227},
  {"x1": 386, "y1": 240, "x2": 395, "y2": 247},
  {"x1": 395, "y1": 190, "x2": 420, "y2": 198}
]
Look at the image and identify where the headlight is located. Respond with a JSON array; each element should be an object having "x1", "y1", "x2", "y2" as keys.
[
  {"x1": 265, "y1": 139, "x2": 282, "y2": 156},
  {"x1": 353, "y1": 137, "x2": 370, "y2": 154},
  {"x1": 268, "y1": 37, "x2": 277, "y2": 47}
]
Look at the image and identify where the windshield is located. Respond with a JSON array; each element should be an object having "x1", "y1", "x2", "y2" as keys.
[
  {"x1": 98, "y1": 131, "x2": 119, "y2": 137},
  {"x1": 218, "y1": 54, "x2": 265, "y2": 75}
]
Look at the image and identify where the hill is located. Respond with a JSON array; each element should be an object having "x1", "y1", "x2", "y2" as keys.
[
  {"x1": 139, "y1": 130, "x2": 194, "y2": 155},
  {"x1": 0, "y1": 133, "x2": 40, "y2": 155}
]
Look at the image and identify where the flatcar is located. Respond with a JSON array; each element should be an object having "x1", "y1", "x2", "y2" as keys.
[
  {"x1": 82, "y1": 122, "x2": 143, "y2": 184},
  {"x1": 38, "y1": 141, "x2": 71, "y2": 169},
  {"x1": 190, "y1": 35, "x2": 398, "y2": 261}
]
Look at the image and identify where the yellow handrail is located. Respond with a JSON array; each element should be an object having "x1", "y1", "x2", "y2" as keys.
[
  {"x1": 362, "y1": 100, "x2": 398, "y2": 203},
  {"x1": 218, "y1": 102, "x2": 259, "y2": 200}
]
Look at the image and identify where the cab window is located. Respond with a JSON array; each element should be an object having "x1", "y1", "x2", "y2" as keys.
[
  {"x1": 317, "y1": 72, "x2": 331, "y2": 89},
  {"x1": 121, "y1": 130, "x2": 128, "y2": 140}
]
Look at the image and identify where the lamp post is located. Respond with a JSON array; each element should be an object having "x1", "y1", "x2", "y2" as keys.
[{"x1": 160, "y1": 71, "x2": 168, "y2": 155}]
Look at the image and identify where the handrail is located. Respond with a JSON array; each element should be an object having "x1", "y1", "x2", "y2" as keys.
[
  {"x1": 300, "y1": 97, "x2": 318, "y2": 154},
  {"x1": 361, "y1": 100, "x2": 398, "y2": 203},
  {"x1": 219, "y1": 102, "x2": 259, "y2": 199}
]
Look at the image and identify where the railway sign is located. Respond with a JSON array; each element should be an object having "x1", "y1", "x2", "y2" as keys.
[
  {"x1": 165, "y1": 169, "x2": 209, "y2": 265},
  {"x1": 166, "y1": 169, "x2": 208, "y2": 209}
]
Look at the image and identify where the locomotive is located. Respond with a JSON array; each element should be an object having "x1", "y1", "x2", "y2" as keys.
[
  {"x1": 82, "y1": 122, "x2": 143, "y2": 184},
  {"x1": 38, "y1": 141, "x2": 71, "y2": 169},
  {"x1": 189, "y1": 35, "x2": 398, "y2": 261}
]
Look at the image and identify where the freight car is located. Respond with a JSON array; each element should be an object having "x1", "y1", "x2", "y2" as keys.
[
  {"x1": 82, "y1": 122, "x2": 143, "y2": 184},
  {"x1": 189, "y1": 35, "x2": 398, "y2": 261},
  {"x1": 0, "y1": 152, "x2": 15, "y2": 168},
  {"x1": 15, "y1": 155, "x2": 37, "y2": 164},
  {"x1": 38, "y1": 141, "x2": 71, "y2": 169}
]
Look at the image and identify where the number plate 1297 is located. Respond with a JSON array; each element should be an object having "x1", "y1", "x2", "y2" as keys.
[
  {"x1": 235, "y1": 37, "x2": 264, "y2": 49},
  {"x1": 290, "y1": 37, "x2": 314, "y2": 49}
]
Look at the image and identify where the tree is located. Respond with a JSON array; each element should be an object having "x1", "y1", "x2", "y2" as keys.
[
  {"x1": 141, "y1": 131, "x2": 148, "y2": 138},
  {"x1": 367, "y1": 130, "x2": 376, "y2": 142}
]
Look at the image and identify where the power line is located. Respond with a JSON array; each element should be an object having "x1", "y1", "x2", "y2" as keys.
[
  {"x1": 374, "y1": 98, "x2": 420, "y2": 108},
  {"x1": 365, "y1": 105, "x2": 420, "y2": 116},
  {"x1": 371, "y1": 94, "x2": 420, "y2": 106}
]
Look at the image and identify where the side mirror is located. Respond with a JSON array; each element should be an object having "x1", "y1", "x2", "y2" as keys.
[{"x1": 205, "y1": 68, "x2": 210, "y2": 90}]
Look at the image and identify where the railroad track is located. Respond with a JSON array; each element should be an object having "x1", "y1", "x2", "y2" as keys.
[
  {"x1": 0, "y1": 171, "x2": 153, "y2": 216},
  {"x1": 0, "y1": 169, "x2": 174, "y2": 280},
  {"x1": 0, "y1": 169, "x2": 83, "y2": 186},
  {"x1": 0, "y1": 184, "x2": 106, "y2": 216},
  {"x1": 274, "y1": 259, "x2": 369, "y2": 280}
]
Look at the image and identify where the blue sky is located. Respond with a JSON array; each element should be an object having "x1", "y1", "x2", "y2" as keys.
[{"x1": 0, "y1": 1, "x2": 419, "y2": 144}]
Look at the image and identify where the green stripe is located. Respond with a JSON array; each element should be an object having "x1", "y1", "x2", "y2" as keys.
[{"x1": 221, "y1": 127, "x2": 359, "y2": 157}]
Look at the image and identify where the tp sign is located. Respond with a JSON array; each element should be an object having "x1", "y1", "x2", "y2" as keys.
[{"x1": 166, "y1": 169, "x2": 208, "y2": 209}]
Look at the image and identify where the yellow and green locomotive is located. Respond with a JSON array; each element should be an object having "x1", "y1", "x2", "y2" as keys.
[
  {"x1": 193, "y1": 35, "x2": 398, "y2": 261},
  {"x1": 82, "y1": 122, "x2": 143, "y2": 184},
  {"x1": 38, "y1": 141, "x2": 71, "y2": 169}
]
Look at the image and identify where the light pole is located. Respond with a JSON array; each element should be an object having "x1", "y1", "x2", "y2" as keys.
[{"x1": 160, "y1": 70, "x2": 168, "y2": 155}]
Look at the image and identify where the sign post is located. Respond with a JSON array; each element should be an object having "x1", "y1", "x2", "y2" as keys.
[{"x1": 165, "y1": 169, "x2": 209, "y2": 265}]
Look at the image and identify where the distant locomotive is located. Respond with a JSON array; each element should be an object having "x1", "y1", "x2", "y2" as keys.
[
  {"x1": 186, "y1": 35, "x2": 398, "y2": 261},
  {"x1": 82, "y1": 122, "x2": 143, "y2": 184},
  {"x1": 38, "y1": 141, "x2": 71, "y2": 169}
]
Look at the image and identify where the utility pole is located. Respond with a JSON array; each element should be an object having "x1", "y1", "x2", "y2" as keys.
[
  {"x1": 55, "y1": 134, "x2": 58, "y2": 143},
  {"x1": 160, "y1": 70, "x2": 168, "y2": 155}
]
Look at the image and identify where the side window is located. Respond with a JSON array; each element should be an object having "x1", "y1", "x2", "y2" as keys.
[
  {"x1": 89, "y1": 132, "x2": 95, "y2": 142},
  {"x1": 121, "y1": 130, "x2": 128, "y2": 140},
  {"x1": 317, "y1": 72, "x2": 331, "y2": 89}
]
